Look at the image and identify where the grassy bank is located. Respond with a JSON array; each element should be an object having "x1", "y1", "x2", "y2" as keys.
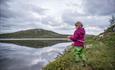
[{"x1": 43, "y1": 33, "x2": 115, "y2": 70}]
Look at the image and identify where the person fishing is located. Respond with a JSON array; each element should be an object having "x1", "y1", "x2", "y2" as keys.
[{"x1": 68, "y1": 21, "x2": 86, "y2": 64}]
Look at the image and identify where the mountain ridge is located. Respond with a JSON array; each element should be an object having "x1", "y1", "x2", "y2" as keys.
[{"x1": 0, "y1": 29, "x2": 68, "y2": 38}]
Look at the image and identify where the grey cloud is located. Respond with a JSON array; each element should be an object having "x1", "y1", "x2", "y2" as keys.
[
  {"x1": 31, "y1": 5, "x2": 47, "y2": 15},
  {"x1": 0, "y1": 0, "x2": 49, "y2": 33},
  {"x1": 0, "y1": 0, "x2": 10, "y2": 18},
  {"x1": 0, "y1": 0, "x2": 8, "y2": 4},
  {"x1": 41, "y1": 16, "x2": 63, "y2": 27},
  {"x1": 83, "y1": 0, "x2": 115, "y2": 16},
  {"x1": 0, "y1": 0, "x2": 114, "y2": 35},
  {"x1": 0, "y1": 0, "x2": 47, "y2": 19},
  {"x1": 62, "y1": 11, "x2": 77, "y2": 25},
  {"x1": 62, "y1": 10, "x2": 110, "y2": 34}
]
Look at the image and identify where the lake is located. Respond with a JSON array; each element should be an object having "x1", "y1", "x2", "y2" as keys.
[{"x1": 0, "y1": 40, "x2": 71, "y2": 70}]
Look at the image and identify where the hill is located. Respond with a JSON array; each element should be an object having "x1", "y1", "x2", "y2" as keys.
[
  {"x1": 0, "y1": 29, "x2": 68, "y2": 38},
  {"x1": 99, "y1": 24, "x2": 115, "y2": 47}
]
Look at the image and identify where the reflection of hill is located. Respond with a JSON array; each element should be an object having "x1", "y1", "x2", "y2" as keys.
[
  {"x1": 0, "y1": 40, "x2": 69, "y2": 48},
  {"x1": 0, "y1": 29, "x2": 68, "y2": 38}
]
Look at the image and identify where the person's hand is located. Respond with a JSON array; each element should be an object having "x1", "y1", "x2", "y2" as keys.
[
  {"x1": 67, "y1": 36, "x2": 71, "y2": 41},
  {"x1": 67, "y1": 36, "x2": 70, "y2": 39}
]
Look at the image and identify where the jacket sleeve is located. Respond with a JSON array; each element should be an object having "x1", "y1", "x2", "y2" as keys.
[{"x1": 69, "y1": 30, "x2": 79, "y2": 41}]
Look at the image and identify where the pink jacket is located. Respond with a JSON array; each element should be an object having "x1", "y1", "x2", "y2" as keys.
[{"x1": 69, "y1": 27, "x2": 85, "y2": 48}]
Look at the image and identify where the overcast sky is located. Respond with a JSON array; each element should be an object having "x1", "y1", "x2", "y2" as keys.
[{"x1": 0, "y1": 0, "x2": 115, "y2": 35}]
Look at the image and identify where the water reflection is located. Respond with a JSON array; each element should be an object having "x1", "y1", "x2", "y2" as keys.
[
  {"x1": 0, "y1": 40, "x2": 69, "y2": 48},
  {"x1": 0, "y1": 42, "x2": 71, "y2": 70}
]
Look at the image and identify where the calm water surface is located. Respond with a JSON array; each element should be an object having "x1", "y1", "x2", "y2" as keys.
[{"x1": 0, "y1": 41, "x2": 71, "y2": 70}]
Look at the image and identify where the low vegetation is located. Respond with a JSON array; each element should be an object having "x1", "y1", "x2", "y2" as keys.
[{"x1": 43, "y1": 25, "x2": 115, "y2": 70}]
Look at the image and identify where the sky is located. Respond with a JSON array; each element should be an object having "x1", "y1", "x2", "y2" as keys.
[{"x1": 0, "y1": 0, "x2": 115, "y2": 35}]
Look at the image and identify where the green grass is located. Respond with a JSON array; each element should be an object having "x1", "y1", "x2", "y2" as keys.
[
  {"x1": 86, "y1": 41, "x2": 115, "y2": 70},
  {"x1": 43, "y1": 34, "x2": 115, "y2": 70},
  {"x1": 43, "y1": 47, "x2": 92, "y2": 70}
]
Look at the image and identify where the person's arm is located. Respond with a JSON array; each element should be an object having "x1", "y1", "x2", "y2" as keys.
[{"x1": 69, "y1": 30, "x2": 79, "y2": 41}]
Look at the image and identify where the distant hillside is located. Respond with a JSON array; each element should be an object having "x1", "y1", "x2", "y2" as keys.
[
  {"x1": 99, "y1": 24, "x2": 115, "y2": 47},
  {"x1": 106, "y1": 24, "x2": 115, "y2": 32},
  {"x1": 99, "y1": 24, "x2": 115, "y2": 35},
  {"x1": 0, "y1": 29, "x2": 68, "y2": 38},
  {"x1": 95, "y1": 24, "x2": 115, "y2": 40}
]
